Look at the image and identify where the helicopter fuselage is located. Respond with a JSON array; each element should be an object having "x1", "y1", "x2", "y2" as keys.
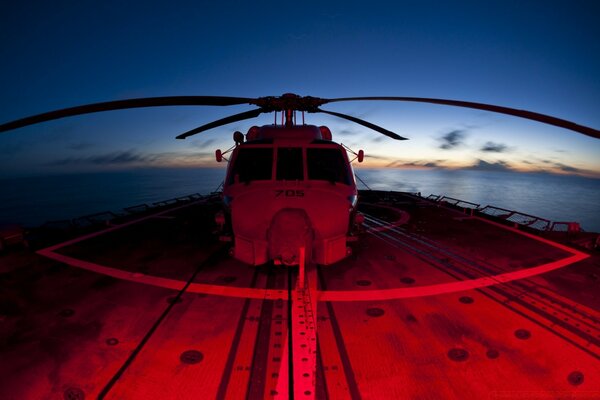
[{"x1": 221, "y1": 124, "x2": 358, "y2": 266}]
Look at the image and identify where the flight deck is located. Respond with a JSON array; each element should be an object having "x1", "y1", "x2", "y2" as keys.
[{"x1": 1, "y1": 192, "x2": 599, "y2": 399}]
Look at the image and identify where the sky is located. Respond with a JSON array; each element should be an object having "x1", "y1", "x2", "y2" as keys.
[{"x1": 1, "y1": 0, "x2": 599, "y2": 178}]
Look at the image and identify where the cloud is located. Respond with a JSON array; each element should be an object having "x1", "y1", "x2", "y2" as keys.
[
  {"x1": 337, "y1": 128, "x2": 359, "y2": 137},
  {"x1": 93, "y1": 151, "x2": 152, "y2": 164},
  {"x1": 370, "y1": 135, "x2": 386, "y2": 143},
  {"x1": 553, "y1": 162, "x2": 582, "y2": 174},
  {"x1": 190, "y1": 138, "x2": 217, "y2": 148},
  {"x1": 47, "y1": 150, "x2": 157, "y2": 166},
  {"x1": 438, "y1": 129, "x2": 466, "y2": 150},
  {"x1": 542, "y1": 161, "x2": 600, "y2": 178},
  {"x1": 385, "y1": 160, "x2": 442, "y2": 168},
  {"x1": 45, "y1": 149, "x2": 220, "y2": 168},
  {"x1": 364, "y1": 153, "x2": 394, "y2": 161},
  {"x1": 517, "y1": 158, "x2": 598, "y2": 178},
  {"x1": 480, "y1": 141, "x2": 509, "y2": 153},
  {"x1": 336, "y1": 127, "x2": 380, "y2": 143},
  {"x1": 464, "y1": 159, "x2": 514, "y2": 172},
  {"x1": 66, "y1": 142, "x2": 95, "y2": 151},
  {"x1": 183, "y1": 151, "x2": 216, "y2": 159}
]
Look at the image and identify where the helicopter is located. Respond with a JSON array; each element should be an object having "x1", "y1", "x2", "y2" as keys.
[
  {"x1": 214, "y1": 121, "x2": 364, "y2": 266},
  {"x1": 1, "y1": 93, "x2": 599, "y2": 266}
]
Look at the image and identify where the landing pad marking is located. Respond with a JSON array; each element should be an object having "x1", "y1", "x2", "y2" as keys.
[
  {"x1": 37, "y1": 203, "x2": 590, "y2": 302},
  {"x1": 41, "y1": 199, "x2": 207, "y2": 253}
]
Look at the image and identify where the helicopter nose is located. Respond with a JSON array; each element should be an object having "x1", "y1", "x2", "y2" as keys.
[{"x1": 268, "y1": 209, "x2": 312, "y2": 266}]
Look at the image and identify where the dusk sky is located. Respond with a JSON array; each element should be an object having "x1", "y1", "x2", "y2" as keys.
[{"x1": 1, "y1": 1, "x2": 599, "y2": 178}]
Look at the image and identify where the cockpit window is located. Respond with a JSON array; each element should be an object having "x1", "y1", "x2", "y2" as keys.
[
  {"x1": 229, "y1": 148, "x2": 273, "y2": 184},
  {"x1": 277, "y1": 147, "x2": 303, "y2": 181},
  {"x1": 307, "y1": 148, "x2": 351, "y2": 184}
]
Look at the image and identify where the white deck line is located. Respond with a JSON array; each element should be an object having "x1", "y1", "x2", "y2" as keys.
[{"x1": 37, "y1": 201, "x2": 590, "y2": 302}]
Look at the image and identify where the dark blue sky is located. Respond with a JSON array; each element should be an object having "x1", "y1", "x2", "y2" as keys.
[{"x1": 1, "y1": 1, "x2": 599, "y2": 177}]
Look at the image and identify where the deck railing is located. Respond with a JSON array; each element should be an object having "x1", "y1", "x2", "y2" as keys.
[
  {"x1": 427, "y1": 194, "x2": 581, "y2": 233},
  {"x1": 438, "y1": 196, "x2": 480, "y2": 210},
  {"x1": 40, "y1": 192, "x2": 209, "y2": 230},
  {"x1": 36, "y1": 190, "x2": 583, "y2": 235}
]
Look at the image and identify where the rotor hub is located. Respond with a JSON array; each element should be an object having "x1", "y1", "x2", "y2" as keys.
[{"x1": 251, "y1": 93, "x2": 326, "y2": 112}]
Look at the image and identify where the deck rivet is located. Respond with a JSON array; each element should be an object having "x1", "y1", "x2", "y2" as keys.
[
  {"x1": 180, "y1": 350, "x2": 203, "y2": 364},
  {"x1": 514, "y1": 329, "x2": 531, "y2": 340},
  {"x1": 63, "y1": 387, "x2": 85, "y2": 400},
  {"x1": 459, "y1": 296, "x2": 474, "y2": 304},
  {"x1": 400, "y1": 277, "x2": 415, "y2": 284},
  {"x1": 366, "y1": 308, "x2": 385, "y2": 317},
  {"x1": 447, "y1": 348, "x2": 469, "y2": 362},
  {"x1": 304, "y1": 391, "x2": 312, "y2": 395},
  {"x1": 486, "y1": 349, "x2": 499, "y2": 359},
  {"x1": 356, "y1": 280, "x2": 372, "y2": 286},
  {"x1": 406, "y1": 314, "x2": 418, "y2": 323},
  {"x1": 59, "y1": 309, "x2": 75, "y2": 317},
  {"x1": 568, "y1": 371, "x2": 584, "y2": 386},
  {"x1": 105, "y1": 338, "x2": 119, "y2": 346}
]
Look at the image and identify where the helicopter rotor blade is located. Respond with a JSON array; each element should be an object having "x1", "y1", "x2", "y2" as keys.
[
  {"x1": 0, "y1": 96, "x2": 254, "y2": 133},
  {"x1": 323, "y1": 96, "x2": 600, "y2": 139},
  {"x1": 316, "y1": 108, "x2": 408, "y2": 140},
  {"x1": 176, "y1": 108, "x2": 265, "y2": 139},
  {"x1": 3, "y1": 93, "x2": 597, "y2": 140}
]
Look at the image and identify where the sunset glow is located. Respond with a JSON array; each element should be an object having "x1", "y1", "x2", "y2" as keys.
[{"x1": 0, "y1": 2, "x2": 598, "y2": 179}]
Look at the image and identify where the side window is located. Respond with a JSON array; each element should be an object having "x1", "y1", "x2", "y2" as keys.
[
  {"x1": 307, "y1": 148, "x2": 351, "y2": 184},
  {"x1": 229, "y1": 148, "x2": 273, "y2": 184},
  {"x1": 277, "y1": 147, "x2": 303, "y2": 180}
]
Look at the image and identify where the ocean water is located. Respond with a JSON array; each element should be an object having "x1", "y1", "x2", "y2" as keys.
[
  {"x1": 356, "y1": 169, "x2": 600, "y2": 231},
  {"x1": 1, "y1": 168, "x2": 599, "y2": 232},
  {"x1": 0, "y1": 168, "x2": 224, "y2": 228}
]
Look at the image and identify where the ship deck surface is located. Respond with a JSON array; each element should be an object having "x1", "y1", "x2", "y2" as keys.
[{"x1": 1, "y1": 192, "x2": 599, "y2": 399}]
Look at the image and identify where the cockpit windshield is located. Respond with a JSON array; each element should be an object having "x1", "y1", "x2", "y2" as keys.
[
  {"x1": 307, "y1": 148, "x2": 351, "y2": 185},
  {"x1": 229, "y1": 147, "x2": 273, "y2": 184},
  {"x1": 229, "y1": 146, "x2": 351, "y2": 185},
  {"x1": 277, "y1": 147, "x2": 303, "y2": 180}
]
